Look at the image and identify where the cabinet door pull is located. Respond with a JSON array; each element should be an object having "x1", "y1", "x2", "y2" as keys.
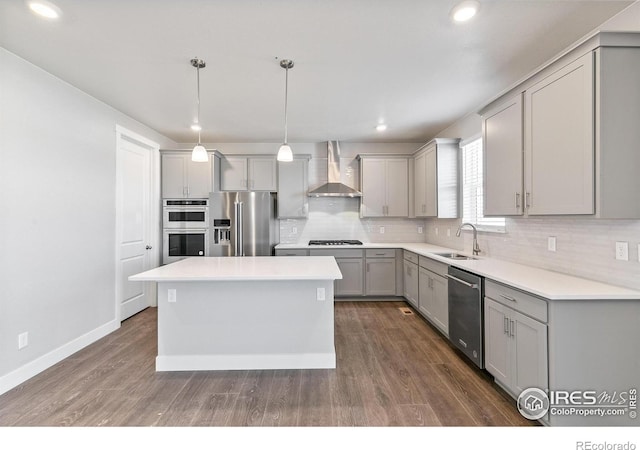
[
  {"x1": 504, "y1": 317, "x2": 509, "y2": 334},
  {"x1": 515, "y1": 192, "x2": 521, "y2": 209},
  {"x1": 525, "y1": 192, "x2": 531, "y2": 209},
  {"x1": 500, "y1": 294, "x2": 517, "y2": 303},
  {"x1": 510, "y1": 319, "x2": 515, "y2": 338}
]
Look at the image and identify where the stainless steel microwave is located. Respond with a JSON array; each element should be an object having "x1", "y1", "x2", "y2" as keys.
[{"x1": 162, "y1": 199, "x2": 209, "y2": 229}]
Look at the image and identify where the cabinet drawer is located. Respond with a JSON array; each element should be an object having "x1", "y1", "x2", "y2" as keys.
[
  {"x1": 309, "y1": 249, "x2": 364, "y2": 258},
  {"x1": 485, "y1": 280, "x2": 548, "y2": 323},
  {"x1": 418, "y1": 256, "x2": 448, "y2": 277},
  {"x1": 365, "y1": 248, "x2": 396, "y2": 258},
  {"x1": 275, "y1": 249, "x2": 309, "y2": 256},
  {"x1": 403, "y1": 250, "x2": 419, "y2": 264}
]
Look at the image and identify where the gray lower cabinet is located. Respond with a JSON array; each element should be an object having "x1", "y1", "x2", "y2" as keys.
[
  {"x1": 403, "y1": 259, "x2": 419, "y2": 308},
  {"x1": 309, "y1": 249, "x2": 365, "y2": 297},
  {"x1": 484, "y1": 297, "x2": 548, "y2": 398},
  {"x1": 365, "y1": 249, "x2": 397, "y2": 296},
  {"x1": 417, "y1": 256, "x2": 449, "y2": 336},
  {"x1": 335, "y1": 258, "x2": 365, "y2": 296}
]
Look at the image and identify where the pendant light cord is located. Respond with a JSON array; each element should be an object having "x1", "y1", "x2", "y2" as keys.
[
  {"x1": 196, "y1": 62, "x2": 201, "y2": 145},
  {"x1": 283, "y1": 66, "x2": 289, "y2": 145}
]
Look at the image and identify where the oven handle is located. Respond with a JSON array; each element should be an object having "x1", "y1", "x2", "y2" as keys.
[{"x1": 445, "y1": 274, "x2": 478, "y2": 289}]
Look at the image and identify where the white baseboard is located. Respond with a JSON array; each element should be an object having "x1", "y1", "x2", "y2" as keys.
[
  {"x1": 156, "y1": 352, "x2": 337, "y2": 371},
  {"x1": 0, "y1": 319, "x2": 120, "y2": 395}
]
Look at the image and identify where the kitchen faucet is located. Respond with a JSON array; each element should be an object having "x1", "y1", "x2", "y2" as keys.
[{"x1": 456, "y1": 222, "x2": 481, "y2": 256}]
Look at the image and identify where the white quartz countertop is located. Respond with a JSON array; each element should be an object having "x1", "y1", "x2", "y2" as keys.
[
  {"x1": 129, "y1": 256, "x2": 343, "y2": 282},
  {"x1": 276, "y1": 242, "x2": 640, "y2": 300}
]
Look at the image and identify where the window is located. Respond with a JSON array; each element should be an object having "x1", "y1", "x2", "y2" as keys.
[{"x1": 461, "y1": 137, "x2": 506, "y2": 232}]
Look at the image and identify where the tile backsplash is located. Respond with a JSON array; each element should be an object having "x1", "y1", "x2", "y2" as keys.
[
  {"x1": 279, "y1": 198, "x2": 427, "y2": 244},
  {"x1": 425, "y1": 217, "x2": 640, "y2": 291}
]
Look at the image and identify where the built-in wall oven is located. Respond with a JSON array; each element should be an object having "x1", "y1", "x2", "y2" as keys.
[
  {"x1": 162, "y1": 199, "x2": 209, "y2": 264},
  {"x1": 447, "y1": 266, "x2": 485, "y2": 369},
  {"x1": 163, "y1": 199, "x2": 209, "y2": 229},
  {"x1": 162, "y1": 229, "x2": 209, "y2": 264}
]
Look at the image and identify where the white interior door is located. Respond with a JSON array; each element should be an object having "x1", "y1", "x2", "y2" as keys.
[{"x1": 116, "y1": 126, "x2": 159, "y2": 321}]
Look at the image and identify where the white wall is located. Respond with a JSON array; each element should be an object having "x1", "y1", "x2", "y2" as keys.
[{"x1": 0, "y1": 48, "x2": 175, "y2": 393}]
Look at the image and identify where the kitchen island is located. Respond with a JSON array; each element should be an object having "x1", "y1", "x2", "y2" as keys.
[{"x1": 129, "y1": 256, "x2": 342, "y2": 371}]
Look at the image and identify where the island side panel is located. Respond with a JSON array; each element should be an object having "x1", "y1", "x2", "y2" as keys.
[
  {"x1": 547, "y1": 299, "x2": 640, "y2": 426},
  {"x1": 155, "y1": 280, "x2": 336, "y2": 371}
]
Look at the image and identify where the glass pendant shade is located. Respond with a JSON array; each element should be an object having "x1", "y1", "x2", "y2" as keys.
[
  {"x1": 192, "y1": 144, "x2": 208, "y2": 162},
  {"x1": 277, "y1": 144, "x2": 293, "y2": 162}
]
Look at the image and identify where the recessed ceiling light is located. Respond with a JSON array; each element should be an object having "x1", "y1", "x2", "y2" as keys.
[
  {"x1": 376, "y1": 124, "x2": 388, "y2": 132},
  {"x1": 451, "y1": 0, "x2": 479, "y2": 23},
  {"x1": 26, "y1": 1, "x2": 62, "y2": 19},
  {"x1": 190, "y1": 123, "x2": 202, "y2": 132}
]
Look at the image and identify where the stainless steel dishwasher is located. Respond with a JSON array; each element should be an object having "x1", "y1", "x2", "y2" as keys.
[{"x1": 447, "y1": 266, "x2": 485, "y2": 369}]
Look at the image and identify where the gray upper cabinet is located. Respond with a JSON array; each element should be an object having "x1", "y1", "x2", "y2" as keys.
[
  {"x1": 413, "y1": 138, "x2": 459, "y2": 218},
  {"x1": 358, "y1": 155, "x2": 409, "y2": 218},
  {"x1": 525, "y1": 52, "x2": 595, "y2": 215},
  {"x1": 482, "y1": 94, "x2": 524, "y2": 216},
  {"x1": 277, "y1": 156, "x2": 310, "y2": 219},
  {"x1": 220, "y1": 155, "x2": 277, "y2": 191},
  {"x1": 481, "y1": 32, "x2": 640, "y2": 218},
  {"x1": 161, "y1": 152, "x2": 214, "y2": 199}
]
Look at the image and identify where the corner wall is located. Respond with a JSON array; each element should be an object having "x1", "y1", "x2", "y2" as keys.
[{"x1": 0, "y1": 48, "x2": 175, "y2": 393}]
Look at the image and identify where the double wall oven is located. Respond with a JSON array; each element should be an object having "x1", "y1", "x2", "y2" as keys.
[{"x1": 162, "y1": 199, "x2": 209, "y2": 264}]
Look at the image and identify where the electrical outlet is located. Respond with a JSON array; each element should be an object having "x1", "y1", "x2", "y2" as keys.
[
  {"x1": 292, "y1": 226, "x2": 297, "y2": 234},
  {"x1": 417, "y1": 226, "x2": 423, "y2": 234},
  {"x1": 316, "y1": 287, "x2": 325, "y2": 301},
  {"x1": 615, "y1": 242, "x2": 629, "y2": 261},
  {"x1": 168, "y1": 288, "x2": 177, "y2": 303},
  {"x1": 548, "y1": 236, "x2": 557, "y2": 252},
  {"x1": 18, "y1": 332, "x2": 28, "y2": 350},
  {"x1": 379, "y1": 226, "x2": 385, "y2": 234}
]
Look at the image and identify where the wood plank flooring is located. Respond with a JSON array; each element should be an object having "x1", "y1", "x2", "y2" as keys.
[{"x1": 0, "y1": 301, "x2": 534, "y2": 426}]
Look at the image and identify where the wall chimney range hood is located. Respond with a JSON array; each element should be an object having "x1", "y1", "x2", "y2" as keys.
[{"x1": 308, "y1": 141, "x2": 362, "y2": 197}]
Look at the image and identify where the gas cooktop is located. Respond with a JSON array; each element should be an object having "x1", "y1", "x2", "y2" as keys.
[{"x1": 308, "y1": 240, "x2": 363, "y2": 246}]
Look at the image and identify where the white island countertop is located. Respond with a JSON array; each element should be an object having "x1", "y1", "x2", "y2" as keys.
[
  {"x1": 129, "y1": 256, "x2": 343, "y2": 282},
  {"x1": 276, "y1": 242, "x2": 640, "y2": 301}
]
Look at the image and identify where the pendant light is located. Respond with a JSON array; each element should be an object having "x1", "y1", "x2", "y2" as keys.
[
  {"x1": 190, "y1": 57, "x2": 209, "y2": 162},
  {"x1": 277, "y1": 59, "x2": 294, "y2": 162}
]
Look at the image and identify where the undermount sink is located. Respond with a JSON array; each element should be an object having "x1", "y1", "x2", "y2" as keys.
[{"x1": 433, "y1": 252, "x2": 477, "y2": 261}]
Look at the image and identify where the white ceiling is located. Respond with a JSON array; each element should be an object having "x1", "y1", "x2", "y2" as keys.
[{"x1": 0, "y1": 0, "x2": 634, "y2": 144}]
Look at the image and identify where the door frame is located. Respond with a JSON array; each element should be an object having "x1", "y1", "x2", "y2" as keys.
[{"x1": 115, "y1": 125, "x2": 160, "y2": 323}]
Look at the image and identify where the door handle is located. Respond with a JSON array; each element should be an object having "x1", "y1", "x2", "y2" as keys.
[{"x1": 145, "y1": 245, "x2": 153, "y2": 250}]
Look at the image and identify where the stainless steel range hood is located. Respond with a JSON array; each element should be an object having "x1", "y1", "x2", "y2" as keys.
[{"x1": 308, "y1": 141, "x2": 362, "y2": 197}]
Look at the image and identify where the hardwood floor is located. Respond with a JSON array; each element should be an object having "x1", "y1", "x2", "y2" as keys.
[{"x1": 0, "y1": 301, "x2": 534, "y2": 426}]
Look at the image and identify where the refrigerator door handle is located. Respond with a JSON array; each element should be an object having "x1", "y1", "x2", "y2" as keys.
[{"x1": 234, "y1": 201, "x2": 244, "y2": 256}]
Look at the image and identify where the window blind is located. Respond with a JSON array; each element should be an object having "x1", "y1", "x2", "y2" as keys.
[{"x1": 461, "y1": 138, "x2": 506, "y2": 232}]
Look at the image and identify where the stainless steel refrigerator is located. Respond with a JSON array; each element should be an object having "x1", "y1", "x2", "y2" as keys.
[{"x1": 209, "y1": 192, "x2": 278, "y2": 256}]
